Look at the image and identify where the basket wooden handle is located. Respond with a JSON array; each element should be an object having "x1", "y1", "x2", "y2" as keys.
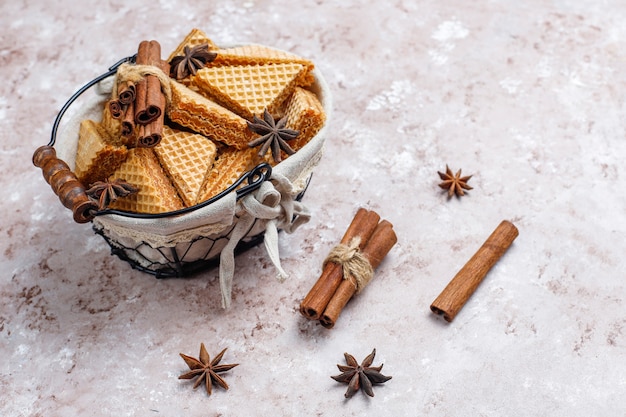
[{"x1": 32, "y1": 145, "x2": 98, "y2": 223}]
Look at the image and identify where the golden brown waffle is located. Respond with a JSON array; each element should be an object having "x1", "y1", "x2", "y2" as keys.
[
  {"x1": 167, "y1": 80, "x2": 255, "y2": 150},
  {"x1": 167, "y1": 28, "x2": 218, "y2": 62},
  {"x1": 282, "y1": 87, "x2": 326, "y2": 153},
  {"x1": 195, "y1": 146, "x2": 261, "y2": 205},
  {"x1": 75, "y1": 119, "x2": 128, "y2": 186},
  {"x1": 193, "y1": 63, "x2": 308, "y2": 120},
  {"x1": 153, "y1": 125, "x2": 218, "y2": 207},
  {"x1": 209, "y1": 44, "x2": 315, "y2": 85},
  {"x1": 107, "y1": 148, "x2": 184, "y2": 214}
]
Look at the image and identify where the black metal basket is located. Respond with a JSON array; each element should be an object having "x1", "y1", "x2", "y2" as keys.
[{"x1": 42, "y1": 54, "x2": 318, "y2": 278}]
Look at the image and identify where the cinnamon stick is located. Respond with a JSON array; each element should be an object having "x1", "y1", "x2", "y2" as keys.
[
  {"x1": 320, "y1": 220, "x2": 397, "y2": 328},
  {"x1": 118, "y1": 80, "x2": 136, "y2": 105},
  {"x1": 121, "y1": 99, "x2": 135, "y2": 139},
  {"x1": 299, "y1": 208, "x2": 381, "y2": 320},
  {"x1": 108, "y1": 99, "x2": 123, "y2": 119},
  {"x1": 137, "y1": 118, "x2": 162, "y2": 148},
  {"x1": 430, "y1": 220, "x2": 519, "y2": 322},
  {"x1": 134, "y1": 40, "x2": 163, "y2": 125}
]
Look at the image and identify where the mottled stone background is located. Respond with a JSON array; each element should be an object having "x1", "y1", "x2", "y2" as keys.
[{"x1": 1, "y1": 0, "x2": 625, "y2": 415}]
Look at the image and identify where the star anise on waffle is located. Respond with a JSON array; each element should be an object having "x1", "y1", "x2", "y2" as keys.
[
  {"x1": 437, "y1": 165, "x2": 473, "y2": 197},
  {"x1": 247, "y1": 109, "x2": 300, "y2": 163},
  {"x1": 178, "y1": 343, "x2": 239, "y2": 396},
  {"x1": 331, "y1": 349, "x2": 392, "y2": 398},
  {"x1": 169, "y1": 43, "x2": 217, "y2": 80},
  {"x1": 85, "y1": 178, "x2": 139, "y2": 210}
]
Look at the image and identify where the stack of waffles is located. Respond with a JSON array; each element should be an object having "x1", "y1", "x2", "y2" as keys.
[{"x1": 73, "y1": 28, "x2": 326, "y2": 214}]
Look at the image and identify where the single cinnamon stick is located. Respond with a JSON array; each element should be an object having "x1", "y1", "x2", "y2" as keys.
[
  {"x1": 32, "y1": 146, "x2": 98, "y2": 223},
  {"x1": 320, "y1": 220, "x2": 397, "y2": 328},
  {"x1": 430, "y1": 220, "x2": 519, "y2": 322},
  {"x1": 118, "y1": 80, "x2": 136, "y2": 105},
  {"x1": 134, "y1": 40, "x2": 164, "y2": 125},
  {"x1": 133, "y1": 41, "x2": 150, "y2": 125},
  {"x1": 138, "y1": 118, "x2": 162, "y2": 148},
  {"x1": 299, "y1": 208, "x2": 381, "y2": 320},
  {"x1": 121, "y1": 99, "x2": 135, "y2": 139},
  {"x1": 108, "y1": 99, "x2": 123, "y2": 119}
]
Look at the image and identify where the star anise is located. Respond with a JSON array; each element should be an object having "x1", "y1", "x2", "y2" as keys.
[
  {"x1": 247, "y1": 109, "x2": 300, "y2": 163},
  {"x1": 178, "y1": 343, "x2": 238, "y2": 396},
  {"x1": 85, "y1": 178, "x2": 139, "y2": 210},
  {"x1": 438, "y1": 165, "x2": 473, "y2": 197},
  {"x1": 169, "y1": 43, "x2": 217, "y2": 80},
  {"x1": 331, "y1": 349, "x2": 392, "y2": 398}
]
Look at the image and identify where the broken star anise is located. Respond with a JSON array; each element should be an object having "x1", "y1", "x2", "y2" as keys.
[
  {"x1": 437, "y1": 165, "x2": 473, "y2": 197},
  {"x1": 169, "y1": 43, "x2": 217, "y2": 80},
  {"x1": 178, "y1": 343, "x2": 239, "y2": 396},
  {"x1": 85, "y1": 178, "x2": 139, "y2": 210},
  {"x1": 247, "y1": 109, "x2": 300, "y2": 163},
  {"x1": 331, "y1": 349, "x2": 392, "y2": 398}
]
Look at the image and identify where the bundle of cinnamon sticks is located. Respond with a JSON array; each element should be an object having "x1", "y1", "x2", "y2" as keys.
[
  {"x1": 108, "y1": 40, "x2": 168, "y2": 148},
  {"x1": 300, "y1": 208, "x2": 397, "y2": 328}
]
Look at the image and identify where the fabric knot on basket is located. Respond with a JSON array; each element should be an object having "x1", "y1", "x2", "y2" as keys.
[
  {"x1": 219, "y1": 172, "x2": 310, "y2": 307},
  {"x1": 113, "y1": 63, "x2": 173, "y2": 105}
]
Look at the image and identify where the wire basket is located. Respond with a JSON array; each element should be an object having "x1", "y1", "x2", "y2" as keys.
[{"x1": 33, "y1": 52, "x2": 331, "y2": 304}]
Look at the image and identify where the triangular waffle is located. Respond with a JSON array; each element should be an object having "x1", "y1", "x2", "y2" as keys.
[
  {"x1": 167, "y1": 28, "x2": 218, "y2": 62},
  {"x1": 167, "y1": 80, "x2": 255, "y2": 149},
  {"x1": 75, "y1": 119, "x2": 128, "y2": 187},
  {"x1": 153, "y1": 125, "x2": 218, "y2": 207},
  {"x1": 282, "y1": 87, "x2": 326, "y2": 153},
  {"x1": 193, "y1": 63, "x2": 308, "y2": 120},
  {"x1": 107, "y1": 148, "x2": 183, "y2": 214},
  {"x1": 195, "y1": 146, "x2": 261, "y2": 205},
  {"x1": 209, "y1": 44, "x2": 315, "y2": 84}
]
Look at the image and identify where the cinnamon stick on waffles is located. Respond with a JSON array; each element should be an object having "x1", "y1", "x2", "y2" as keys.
[
  {"x1": 299, "y1": 208, "x2": 382, "y2": 321},
  {"x1": 118, "y1": 80, "x2": 136, "y2": 105},
  {"x1": 134, "y1": 40, "x2": 167, "y2": 147}
]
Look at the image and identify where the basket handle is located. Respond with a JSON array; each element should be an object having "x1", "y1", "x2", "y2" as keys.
[
  {"x1": 32, "y1": 145, "x2": 99, "y2": 223},
  {"x1": 95, "y1": 162, "x2": 273, "y2": 219},
  {"x1": 48, "y1": 55, "x2": 137, "y2": 147},
  {"x1": 32, "y1": 55, "x2": 137, "y2": 223}
]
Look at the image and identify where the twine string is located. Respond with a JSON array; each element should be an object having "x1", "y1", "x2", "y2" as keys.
[
  {"x1": 323, "y1": 237, "x2": 374, "y2": 293},
  {"x1": 112, "y1": 62, "x2": 172, "y2": 105}
]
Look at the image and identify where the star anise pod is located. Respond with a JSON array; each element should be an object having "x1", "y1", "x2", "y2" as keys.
[
  {"x1": 178, "y1": 343, "x2": 239, "y2": 396},
  {"x1": 169, "y1": 43, "x2": 217, "y2": 80},
  {"x1": 85, "y1": 178, "x2": 139, "y2": 210},
  {"x1": 331, "y1": 349, "x2": 392, "y2": 398},
  {"x1": 438, "y1": 165, "x2": 473, "y2": 197},
  {"x1": 247, "y1": 109, "x2": 300, "y2": 163}
]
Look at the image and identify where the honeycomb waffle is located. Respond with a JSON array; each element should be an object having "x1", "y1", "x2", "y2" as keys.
[
  {"x1": 75, "y1": 119, "x2": 128, "y2": 186},
  {"x1": 195, "y1": 146, "x2": 261, "y2": 205},
  {"x1": 167, "y1": 28, "x2": 218, "y2": 62},
  {"x1": 282, "y1": 87, "x2": 326, "y2": 153},
  {"x1": 153, "y1": 125, "x2": 218, "y2": 207},
  {"x1": 167, "y1": 80, "x2": 255, "y2": 150},
  {"x1": 209, "y1": 44, "x2": 315, "y2": 85},
  {"x1": 193, "y1": 62, "x2": 308, "y2": 120},
  {"x1": 107, "y1": 148, "x2": 184, "y2": 214}
]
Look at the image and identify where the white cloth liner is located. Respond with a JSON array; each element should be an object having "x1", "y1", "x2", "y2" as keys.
[{"x1": 54, "y1": 56, "x2": 332, "y2": 308}]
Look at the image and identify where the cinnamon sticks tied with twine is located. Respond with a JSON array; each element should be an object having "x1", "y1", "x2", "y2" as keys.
[
  {"x1": 300, "y1": 208, "x2": 397, "y2": 329},
  {"x1": 108, "y1": 40, "x2": 169, "y2": 148}
]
